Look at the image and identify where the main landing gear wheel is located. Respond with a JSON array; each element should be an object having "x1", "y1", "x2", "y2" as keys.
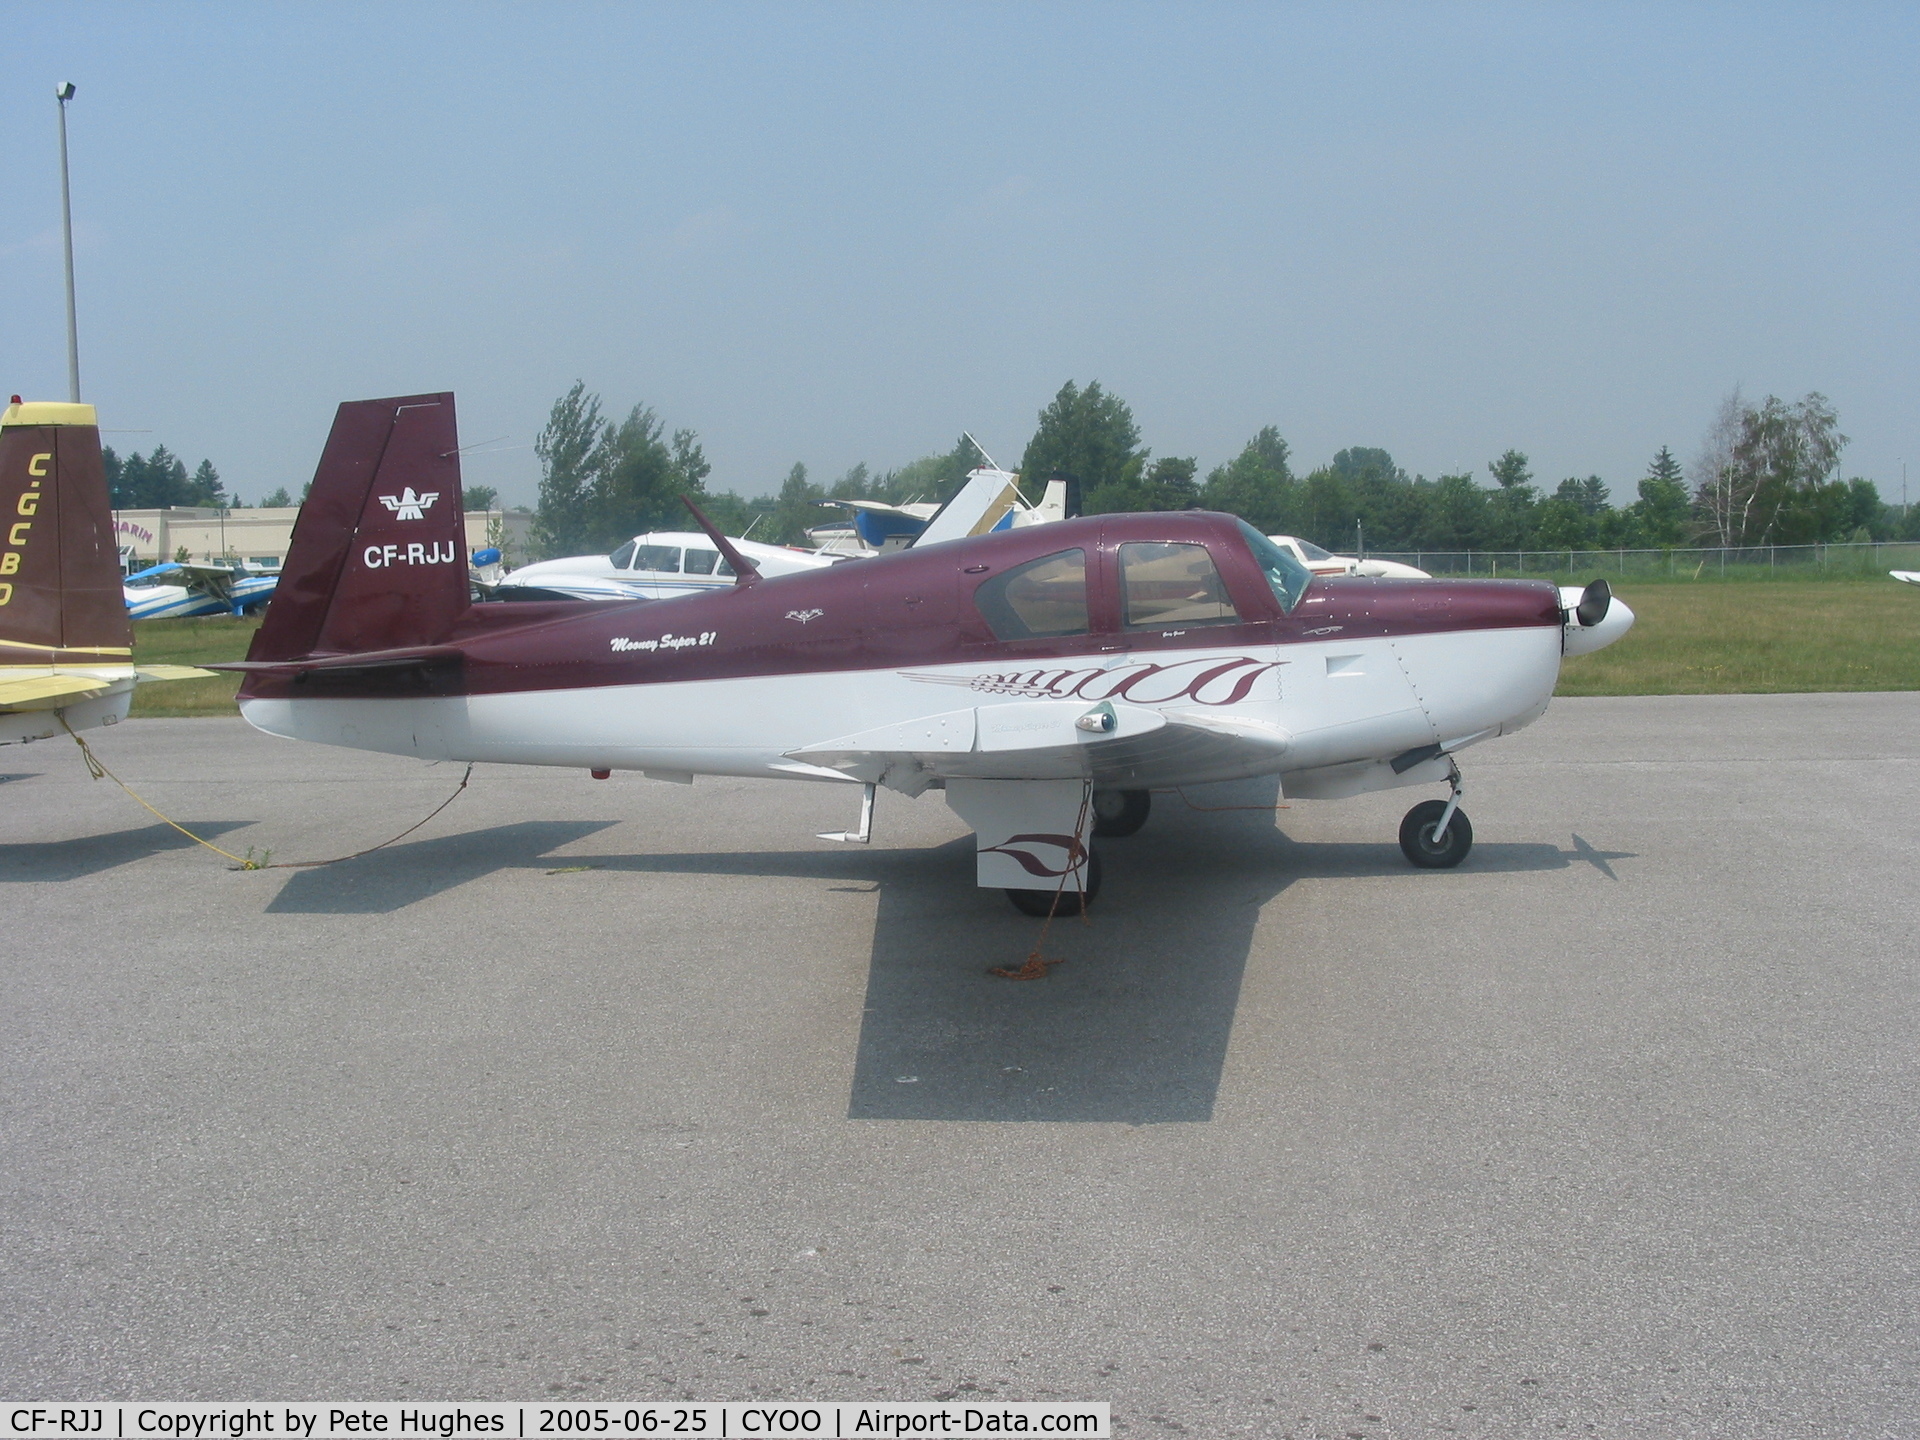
[
  {"x1": 1091, "y1": 789, "x2": 1151, "y2": 838},
  {"x1": 1006, "y1": 848, "x2": 1103, "y2": 917},
  {"x1": 1400, "y1": 798, "x2": 1473, "y2": 868}
]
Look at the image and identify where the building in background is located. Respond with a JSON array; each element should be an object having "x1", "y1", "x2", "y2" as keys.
[{"x1": 110, "y1": 506, "x2": 534, "y2": 572}]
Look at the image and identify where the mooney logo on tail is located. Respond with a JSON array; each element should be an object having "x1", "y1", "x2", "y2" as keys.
[{"x1": 379, "y1": 488, "x2": 440, "y2": 521}]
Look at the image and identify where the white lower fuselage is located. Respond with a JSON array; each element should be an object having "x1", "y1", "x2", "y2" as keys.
[{"x1": 238, "y1": 622, "x2": 1562, "y2": 798}]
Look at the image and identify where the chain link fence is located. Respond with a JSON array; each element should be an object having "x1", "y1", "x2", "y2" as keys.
[{"x1": 1365, "y1": 540, "x2": 1920, "y2": 580}]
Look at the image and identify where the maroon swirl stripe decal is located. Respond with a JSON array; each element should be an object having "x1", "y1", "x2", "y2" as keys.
[
  {"x1": 980, "y1": 832, "x2": 1090, "y2": 878},
  {"x1": 905, "y1": 655, "x2": 1285, "y2": 708}
]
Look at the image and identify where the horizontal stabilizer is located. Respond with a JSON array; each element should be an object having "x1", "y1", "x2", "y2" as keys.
[
  {"x1": 0, "y1": 672, "x2": 118, "y2": 709},
  {"x1": 135, "y1": 664, "x2": 220, "y2": 682},
  {"x1": 209, "y1": 645, "x2": 462, "y2": 675}
]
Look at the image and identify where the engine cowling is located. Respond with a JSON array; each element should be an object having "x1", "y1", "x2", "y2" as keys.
[{"x1": 1559, "y1": 578, "x2": 1635, "y2": 657}]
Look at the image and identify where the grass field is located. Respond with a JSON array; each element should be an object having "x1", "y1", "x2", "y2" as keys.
[
  {"x1": 126, "y1": 578, "x2": 1920, "y2": 713},
  {"x1": 129, "y1": 616, "x2": 261, "y2": 717},
  {"x1": 1556, "y1": 577, "x2": 1920, "y2": 694}
]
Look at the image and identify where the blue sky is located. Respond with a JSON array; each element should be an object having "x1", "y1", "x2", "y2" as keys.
[{"x1": 5, "y1": 3, "x2": 1916, "y2": 509}]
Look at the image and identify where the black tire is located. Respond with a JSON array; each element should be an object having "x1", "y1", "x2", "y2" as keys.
[
  {"x1": 1399, "y1": 798, "x2": 1473, "y2": 869},
  {"x1": 1091, "y1": 788, "x2": 1151, "y2": 838},
  {"x1": 1005, "y1": 847, "x2": 1103, "y2": 916}
]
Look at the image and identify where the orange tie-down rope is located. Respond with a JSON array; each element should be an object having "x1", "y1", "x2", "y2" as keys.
[
  {"x1": 990, "y1": 782, "x2": 1095, "y2": 981},
  {"x1": 988, "y1": 785, "x2": 1289, "y2": 980},
  {"x1": 61, "y1": 716, "x2": 473, "y2": 871}
]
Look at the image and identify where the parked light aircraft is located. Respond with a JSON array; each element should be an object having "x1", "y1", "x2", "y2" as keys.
[
  {"x1": 497, "y1": 531, "x2": 833, "y2": 602},
  {"x1": 1267, "y1": 534, "x2": 1431, "y2": 580},
  {"x1": 124, "y1": 559, "x2": 278, "y2": 619},
  {"x1": 1893, "y1": 570, "x2": 1920, "y2": 586},
  {"x1": 219, "y1": 394, "x2": 1635, "y2": 912},
  {"x1": 809, "y1": 470, "x2": 1076, "y2": 556},
  {"x1": 1, "y1": 399, "x2": 214, "y2": 743}
]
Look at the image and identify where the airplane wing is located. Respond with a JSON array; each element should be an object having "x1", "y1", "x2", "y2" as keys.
[
  {"x1": 1893, "y1": 571, "x2": 1920, "y2": 586},
  {"x1": 790, "y1": 697, "x2": 1291, "y2": 894},
  {"x1": 135, "y1": 664, "x2": 219, "y2": 682},
  {"x1": 786, "y1": 698, "x2": 1292, "y2": 794},
  {"x1": 817, "y1": 498, "x2": 942, "y2": 520}
]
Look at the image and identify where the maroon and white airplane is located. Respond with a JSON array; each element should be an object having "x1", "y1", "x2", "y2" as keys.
[{"x1": 223, "y1": 394, "x2": 1633, "y2": 913}]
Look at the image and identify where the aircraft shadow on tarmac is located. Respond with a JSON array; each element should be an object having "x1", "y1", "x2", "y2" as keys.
[
  {"x1": 254, "y1": 792, "x2": 1626, "y2": 1124},
  {"x1": 0, "y1": 820, "x2": 256, "y2": 882},
  {"x1": 841, "y1": 797, "x2": 1601, "y2": 1126},
  {"x1": 263, "y1": 819, "x2": 620, "y2": 913}
]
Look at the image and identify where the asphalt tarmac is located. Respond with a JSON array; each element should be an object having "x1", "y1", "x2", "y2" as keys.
[{"x1": 3, "y1": 694, "x2": 1917, "y2": 1436}]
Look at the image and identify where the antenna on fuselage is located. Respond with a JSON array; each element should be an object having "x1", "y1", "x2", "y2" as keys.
[{"x1": 680, "y1": 496, "x2": 760, "y2": 587}]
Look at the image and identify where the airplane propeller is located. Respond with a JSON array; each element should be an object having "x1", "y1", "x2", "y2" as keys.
[{"x1": 1574, "y1": 578, "x2": 1612, "y2": 628}]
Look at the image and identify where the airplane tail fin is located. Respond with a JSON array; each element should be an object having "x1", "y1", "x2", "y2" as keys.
[
  {"x1": 249, "y1": 393, "x2": 469, "y2": 661},
  {"x1": 0, "y1": 400, "x2": 130, "y2": 658}
]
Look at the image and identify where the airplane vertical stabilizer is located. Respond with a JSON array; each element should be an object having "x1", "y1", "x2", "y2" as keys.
[
  {"x1": 0, "y1": 400, "x2": 128, "y2": 657},
  {"x1": 249, "y1": 393, "x2": 468, "y2": 661}
]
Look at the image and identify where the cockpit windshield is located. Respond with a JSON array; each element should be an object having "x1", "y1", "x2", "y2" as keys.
[
  {"x1": 1237, "y1": 521, "x2": 1313, "y2": 613},
  {"x1": 1296, "y1": 538, "x2": 1335, "y2": 561}
]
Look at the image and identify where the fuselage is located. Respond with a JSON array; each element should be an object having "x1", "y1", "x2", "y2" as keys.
[{"x1": 239, "y1": 512, "x2": 1567, "y2": 796}]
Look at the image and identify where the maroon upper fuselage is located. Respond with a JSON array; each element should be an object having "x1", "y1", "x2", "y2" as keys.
[{"x1": 240, "y1": 510, "x2": 1561, "y2": 703}]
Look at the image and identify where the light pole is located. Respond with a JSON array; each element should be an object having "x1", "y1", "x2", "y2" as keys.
[{"x1": 55, "y1": 82, "x2": 81, "y2": 403}]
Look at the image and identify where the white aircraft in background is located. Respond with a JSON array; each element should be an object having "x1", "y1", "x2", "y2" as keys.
[
  {"x1": 1, "y1": 399, "x2": 213, "y2": 744},
  {"x1": 218, "y1": 392, "x2": 1637, "y2": 914},
  {"x1": 502, "y1": 467, "x2": 1079, "y2": 601},
  {"x1": 1267, "y1": 535, "x2": 1431, "y2": 580},
  {"x1": 1892, "y1": 570, "x2": 1920, "y2": 586},
  {"x1": 496, "y1": 531, "x2": 835, "y2": 602}
]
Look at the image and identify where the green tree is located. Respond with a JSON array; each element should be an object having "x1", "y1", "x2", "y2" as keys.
[
  {"x1": 1483, "y1": 449, "x2": 1539, "y2": 548},
  {"x1": 1536, "y1": 482, "x2": 1594, "y2": 550},
  {"x1": 1629, "y1": 446, "x2": 1690, "y2": 546},
  {"x1": 1143, "y1": 456, "x2": 1200, "y2": 509},
  {"x1": 764, "y1": 462, "x2": 823, "y2": 546},
  {"x1": 1411, "y1": 473, "x2": 1488, "y2": 549},
  {"x1": 531, "y1": 384, "x2": 714, "y2": 557},
  {"x1": 464, "y1": 484, "x2": 500, "y2": 512},
  {"x1": 259, "y1": 486, "x2": 294, "y2": 508},
  {"x1": 532, "y1": 382, "x2": 606, "y2": 558},
  {"x1": 186, "y1": 459, "x2": 225, "y2": 507},
  {"x1": 882, "y1": 437, "x2": 990, "y2": 507},
  {"x1": 593, "y1": 405, "x2": 709, "y2": 542},
  {"x1": 1199, "y1": 426, "x2": 1293, "y2": 531},
  {"x1": 1018, "y1": 381, "x2": 1143, "y2": 509},
  {"x1": 1693, "y1": 391, "x2": 1848, "y2": 546}
]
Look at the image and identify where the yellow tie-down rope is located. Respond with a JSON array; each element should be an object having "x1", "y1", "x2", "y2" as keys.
[{"x1": 61, "y1": 715, "x2": 473, "y2": 870}]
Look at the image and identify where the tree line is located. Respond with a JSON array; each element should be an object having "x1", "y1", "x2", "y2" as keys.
[
  {"x1": 105, "y1": 446, "x2": 226, "y2": 510},
  {"x1": 523, "y1": 378, "x2": 1919, "y2": 560}
]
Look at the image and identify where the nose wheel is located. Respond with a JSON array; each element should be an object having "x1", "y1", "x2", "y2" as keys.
[{"x1": 1400, "y1": 766, "x2": 1472, "y2": 868}]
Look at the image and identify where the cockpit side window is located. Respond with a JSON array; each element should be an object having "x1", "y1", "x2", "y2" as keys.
[
  {"x1": 973, "y1": 549, "x2": 1090, "y2": 641},
  {"x1": 683, "y1": 546, "x2": 719, "y2": 575},
  {"x1": 1119, "y1": 542, "x2": 1242, "y2": 628},
  {"x1": 1237, "y1": 521, "x2": 1313, "y2": 613},
  {"x1": 609, "y1": 540, "x2": 637, "y2": 569},
  {"x1": 632, "y1": 544, "x2": 683, "y2": 573}
]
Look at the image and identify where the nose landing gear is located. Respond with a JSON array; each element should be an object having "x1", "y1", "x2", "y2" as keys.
[{"x1": 1400, "y1": 763, "x2": 1472, "y2": 868}]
